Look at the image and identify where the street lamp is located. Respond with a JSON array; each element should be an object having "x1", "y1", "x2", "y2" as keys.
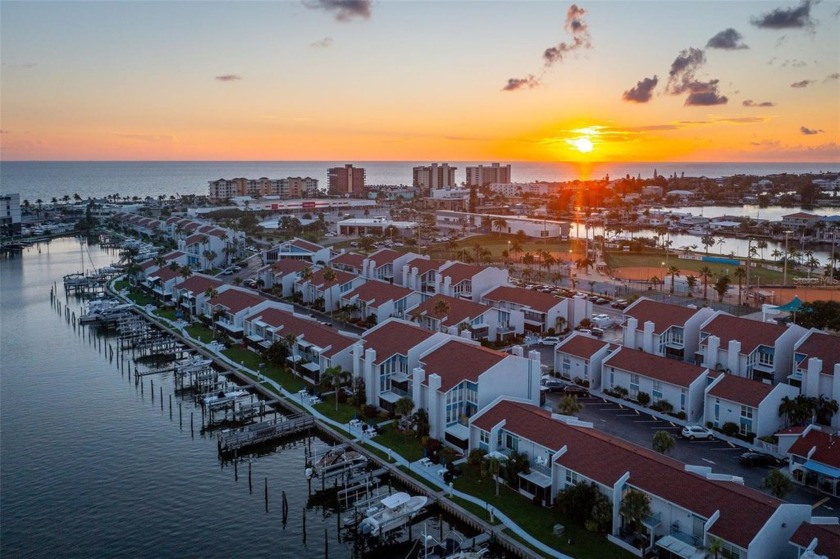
[
  {"x1": 661, "y1": 261, "x2": 665, "y2": 291},
  {"x1": 783, "y1": 230, "x2": 793, "y2": 286}
]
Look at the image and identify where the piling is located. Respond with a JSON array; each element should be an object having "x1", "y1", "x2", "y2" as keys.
[
  {"x1": 234, "y1": 459, "x2": 238, "y2": 482},
  {"x1": 302, "y1": 507, "x2": 307, "y2": 544},
  {"x1": 151, "y1": 380, "x2": 154, "y2": 402},
  {"x1": 282, "y1": 490, "x2": 288, "y2": 522},
  {"x1": 190, "y1": 412, "x2": 194, "y2": 436},
  {"x1": 249, "y1": 462, "x2": 252, "y2": 494},
  {"x1": 264, "y1": 478, "x2": 268, "y2": 513},
  {"x1": 324, "y1": 528, "x2": 328, "y2": 559},
  {"x1": 169, "y1": 394, "x2": 172, "y2": 419},
  {"x1": 159, "y1": 386, "x2": 163, "y2": 410},
  {"x1": 179, "y1": 402, "x2": 182, "y2": 428}
]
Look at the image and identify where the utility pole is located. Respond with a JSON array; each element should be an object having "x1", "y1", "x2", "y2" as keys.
[
  {"x1": 783, "y1": 230, "x2": 793, "y2": 286},
  {"x1": 745, "y1": 238, "x2": 752, "y2": 306}
]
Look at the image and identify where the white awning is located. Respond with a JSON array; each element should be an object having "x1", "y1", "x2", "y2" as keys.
[
  {"x1": 301, "y1": 361, "x2": 320, "y2": 372},
  {"x1": 655, "y1": 535, "x2": 704, "y2": 559},
  {"x1": 379, "y1": 391, "x2": 401, "y2": 404},
  {"x1": 287, "y1": 355, "x2": 302, "y2": 363},
  {"x1": 217, "y1": 322, "x2": 244, "y2": 333},
  {"x1": 445, "y1": 423, "x2": 470, "y2": 441},
  {"x1": 246, "y1": 334, "x2": 264, "y2": 342},
  {"x1": 391, "y1": 372, "x2": 410, "y2": 383},
  {"x1": 519, "y1": 469, "x2": 552, "y2": 488}
]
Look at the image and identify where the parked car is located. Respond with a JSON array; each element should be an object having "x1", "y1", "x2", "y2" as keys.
[
  {"x1": 541, "y1": 379, "x2": 566, "y2": 393},
  {"x1": 590, "y1": 327, "x2": 605, "y2": 338},
  {"x1": 221, "y1": 268, "x2": 234, "y2": 275},
  {"x1": 561, "y1": 384, "x2": 589, "y2": 397},
  {"x1": 739, "y1": 452, "x2": 778, "y2": 467},
  {"x1": 611, "y1": 299, "x2": 628, "y2": 309},
  {"x1": 681, "y1": 425, "x2": 715, "y2": 440},
  {"x1": 540, "y1": 336, "x2": 562, "y2": 346},
  {"x1": 594, "y1": 297, "x2": 611, "y2": 305}
]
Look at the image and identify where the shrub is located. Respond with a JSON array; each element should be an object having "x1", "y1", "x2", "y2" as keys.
[
  {"x1": 651, "y1": 400, "x2": 673, "y2": 414},
  {"x1": 363, "y1": 405, "x2": 379, "y2": 418},
  {"x1": 721, "y1": 422, "x2": 739, "y2": 437},
  {"x1": 467, "y1": 448, "x2": 487, "y2": 467},
  {"x1": 674, "y1": 411, "x2": 687, "y2": 420},
  {"x1": 636, "y1": 392, "x2": 651, "y2": 406}
]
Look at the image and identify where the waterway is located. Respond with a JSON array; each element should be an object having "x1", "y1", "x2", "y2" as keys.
[{"x1": 0, "y1": 238, "x2": 443, "y2": 558}]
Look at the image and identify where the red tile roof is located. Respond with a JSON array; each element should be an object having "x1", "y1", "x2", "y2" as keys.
[
  {"x1": 604, "y1": 348, "x2": 708, "y2": 388},
  {"x1": 210, "y1": 289, "x2": 266, "y2": 314},
  {"x1": 198, "y1": 225, "x2": 215, "y2": 233},
  {"x1": 166, "y1": 216, "x2": 181, "y2": 224},
  {"x1": 624, "y1": 298, "x2": 701, "y2": 334},
  {"x1": 411, "y1": 294, "x2": 493, "y2": 327},
  {"x1": 184, "y1": 233, "x2": 207, "y2": 246},
  {"x1": 701, "y1": 313, "x2": 789, "y2": 354},
  {"x1": 290, "y1": 238, "x2": 323, "y2": 252},
  {"x1": 330, "y1": 252, "x2": 366, "y2": 269},
  {"x1": 404, "y1": 257, "x2": 444, "y2": 275},
  {"x1": 476, "y1": 400, "x2": 781, "y2": 549},
  {"x1": 307, "y1": 267, "x2": 356, "y2": 288},
  {"x1": 789, "y1": 521, "x2": 840, "y2": 557},
  {"x1": 271, "y1": 259, "x2": 310, "y2": 275},
  {"x1": 481, "y1": 285, "x2": 563, "y2": 313},
  {"x1": 783, "y1": 212, "x2": 819, "y2": 219},
  {"x1": 148, "y1": 266, "x2": 180, "y2": 282},
  {"x1": 362, "y1": 320, "x2": 435, "y2": 364},
  {"x1": 368, "y1": 248, "x2": 402, "y2": 266},
  {"x1": 795, "y1": 330, "x2": 840, "y2": 375},
  {"x1": 707, "y1": 374, "x2": 774, "y2": 408},
  {"x1": 246, "y1": 307, "x2": 355, "y2": 358},
  {"x1": 182, "y1": 222, "x2": 199, "y2": 232},
  {"x1": 440, "y1": 262, "x2": 487, "y2": 285},
  {"x1": 421, "y1": 340, "x2": 507, "y2": 391},
  {"x1": 342, "y1": 280, "x2": 414, "y2": 307},
  {"x1": 175, "y1": 274, "x2": 223, "y2": 295},
  {"x1": 140, "y1": 259, "x2": 157, "y2": 271},
  {"x1": 163, "y1": 250, "x2": 185, "y2": 261},
  {"x1": 788, "y1": 429, "x2": 840, "y2": 469},
  {"x1": 556, "y1": 334, "x2": 612, "y2": 359}
]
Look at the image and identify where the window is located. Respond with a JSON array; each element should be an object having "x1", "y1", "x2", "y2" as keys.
[
  {"x1": 630, "y1": 374, "x2": 640, "y2": 398},
  {"x1": 652, "y1": 380, "x2": 663, "y2": 402},
  {"x1": 739, "y1": 405, "x2": 754, "y2": 436},
  {"x1": 479, "y1": 430, "x2": 489, "y2": 451},
  {"x1": 680, "y1": 389, "x2": 687, "y2": 411},
  {"x1": 565, "y1": 469, "x2": 580, "y2": 486}
]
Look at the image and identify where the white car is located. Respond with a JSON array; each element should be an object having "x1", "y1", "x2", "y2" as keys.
[
  {"x1": 681, "y1": 425, "x2": 715, "y2": 440},
  {"x1": 539, "y1": 336, "x2": 562, "y2": 346}
]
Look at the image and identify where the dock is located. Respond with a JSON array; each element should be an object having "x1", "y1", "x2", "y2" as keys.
[{"x1": 217, "y1": 412, "x2": 315, "y2": 454}]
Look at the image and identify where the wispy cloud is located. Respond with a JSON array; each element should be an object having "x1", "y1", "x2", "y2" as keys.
[
  {"x1": 303, "y1": 0, "x2": 371, "y2": 22},
  {"x1": 791, "y1": 79, "x2": 814, "y2": 88},
  {"x1": 503, "y1": 4, "x2": 591, "y2": 92},
  {"x1": 706, "y1": 28, "x2": 749, "y2": 50},
  {"x1": 743, "y1": 100, "x2": 776, "y2": 107},
  {"x1": 751, "y1": 1, "x2": 816, "y2": 29},
  {"x1": 622, "y1": 76, "x2": 658, "y2": 103},
  {"x1": 215, "y1": 74, "x2": 242, "y2": 82},
  {"x1": 114, "y1": 133, "x2": 174, "y2": 143},
  {"x1": 780, "y1": 59, "x2": 807, "y2": 67},
  {"x1": 825, "y1": 72, "x2": 840, "y2": 81},
  {"x1": 665, "y1": 47, "x2": 705, "y2": 95},
  {"x1": 502, "y1": 75, "x2": 540, "y2": 91},
  {"x1": 800, "y1": 126, "x2": 823, "y2": 135},
  {"x1": 310, "y1": 37, "x2": 333, "y2": 48}
]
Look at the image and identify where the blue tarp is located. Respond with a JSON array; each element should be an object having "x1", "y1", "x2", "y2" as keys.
[{"x1": 803, "y1": 460, "x2": 840, "y2": 479}]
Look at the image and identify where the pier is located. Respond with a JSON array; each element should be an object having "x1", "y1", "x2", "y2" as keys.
[{"x1": 217, "y1": 413, "x2": 315, "y2": 455}]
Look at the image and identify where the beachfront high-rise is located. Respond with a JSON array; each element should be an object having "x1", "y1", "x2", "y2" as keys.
[
  {"x1": 465, "y1": 163, "x2": 511, "y2": 187},
  {"x1": 412, "y1": 163, "x2": 457, "y2": 193},
  {"x1": 0, "y1": 193, "x2": 22, "y2": 237},
  {"x1": 208, "y1": 177, "x2": 318, "y2": 201},
  {"x1": 328, "y1": 164, "x2": 366, "y2": 197}
]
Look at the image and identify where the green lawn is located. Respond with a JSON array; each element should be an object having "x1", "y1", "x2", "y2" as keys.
[
  {"x1": 453, "y1": 465, "x2": 635, "y2": 559},
  {"x1": 125, "y1": 289, "x2": 156, "y2": 307},
  {"x1": 185, "y1": 324, "x2": 215, "y2": 344},
  {"x1": 313, "y1": 399, "x2": 364, "y2": 425},
  {"x1": 154, "y1": 308, "x2": 178, "y2": 321},
  {"x1": 374, "y1": 428, "x2": 426, "y2": 462},
  {"x1": 113, "y1": 279, "x2": 130, "y2": 291},
  {"x1": 426, "y1": 234, "x2": 577, "y2": 263}
]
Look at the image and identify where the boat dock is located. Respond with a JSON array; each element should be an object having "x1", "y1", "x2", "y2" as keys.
[{"x1": 217, "y1": 412, "x2": 315, "y2": 455}]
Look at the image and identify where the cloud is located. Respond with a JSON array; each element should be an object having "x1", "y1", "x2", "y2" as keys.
[
  {"x1": 825, "y1": 72, "x2": 840, "y2": 81},
  {"x1": 114, "y1": 134, "x2": 174, "y2": 143},
  {"x1": 751, "y1": 0, "x2": 816, "y2": 29},
  {"x1": 502, "y1": 75, "x2": 540, "y2": 91},
  {"x1": 800, "y1": 126, "x2": 823, "y2": 135},
  {"x1": 0, "y1": 130, "x2": 7, "y2": 134},
  {"x1": 780, "y1": 59, "x2": 807, "y2": 67},
  {"x1": 665, "y1": 48, "x2": 706, "y2": 94},
  {"x1": 215, "y1": 74, "x2": 242, "y2": 82},
  {"x1": 303, "y1": 0, "x2": 371, "y2": 22},
  {"x1": 791, "y1": 79, "x2": 814, "y2": 88},
  {"x1": 684, "y1": 80, "x2": 728, "y2": 106},
  {"x1": 310, "y1": 37, "x2": 333, "y2": 48},
  {"x1": 542, "y1": 4, "x2": 592, "y2": 66},
  {"x1": 743, "y1": 99, "x2": 776, "y2": 107},
  {"x1": 706, "y1": 28, "x2": 749, "y2": 50},
  {"x1": 622, "y1": 76, "x2": 659, "y2": 103}
]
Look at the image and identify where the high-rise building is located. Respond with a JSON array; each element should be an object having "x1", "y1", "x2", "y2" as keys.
[
  {"x1": 412, "y1": 163, "x2": 457, "y2": 192},
  {"x1": 0, "y1": 193, "x2": 22, "y2": 237},
  {"x1": 208, "y1": 177, "x2": 318, "y2": 200},
  {"x1": 328, "y1": 164, "x2": 366, "y2": 197},
  {"x1": 465, "y1": 163, "x2": 512, "y2": 187}
]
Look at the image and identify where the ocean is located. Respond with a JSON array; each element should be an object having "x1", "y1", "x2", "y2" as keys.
[{"x1": 2, "y1": 161, "x2": 838, "y2": 204}]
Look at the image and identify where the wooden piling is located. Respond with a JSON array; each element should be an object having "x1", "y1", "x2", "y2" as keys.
[
  {"x1": 234, "y1": 459, "x2": 238, "y2": 482},
  {"x1": 150, "y1": 380, "x2": 154, "y2": 402},
  {"x1": 302, "y1": 507, "x2": 306, "y2": 544},
  {"x1": 324, "y1": 527, "x2": 328, "y2": 559},
  {"x1": 190, "y1": 412, "x2": 194, "y2": 436},
  {"x1": 264, "y1": 477, "x2": 268, "y2": 513},
  {"x1": 282, "y1": 490, "x2": 288, "y2": 522},
  {"x1": 249, "y1": 462, "x2": 252, "y2": 494},
  {"x1": 169, "y1": 394, "x2": 172, "y2": 419},
  {"x1": 159, "y1": 386, "x2": 163, "y2": 410}
]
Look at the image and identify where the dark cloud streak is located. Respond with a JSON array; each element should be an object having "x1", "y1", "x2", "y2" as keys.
[
  {"x1": 215, "y1": 75, "x2": 242, "y2": 82},
  {"x1": 502, "y1": 75, "x2": 540, "y2": 91},
  {"x1": 791, "y1": 79, "x2": 814, "y2": 88},
  {"x1": 622, "y1": 76, "x2": 658, "y2": 103},
  {"x1": 800, "y1": 126, "x2": 823, "y2": 135},
  {"x1": 303, "y1": 0, "x2": 371, "y2": 22},
  {"x1": 751, "y1": 1, "x2": 815, "y2": 29},
  {"x1": 743, "y1": 100, "x2": 776, "y2": 107},
  {"x1": 706, "y1": 28, "x2": 749, "y2": 49}
]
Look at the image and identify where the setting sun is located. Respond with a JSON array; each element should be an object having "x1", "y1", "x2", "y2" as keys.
[{"x1": 570, "y1": 137, "x2": 594, "y2": 153}]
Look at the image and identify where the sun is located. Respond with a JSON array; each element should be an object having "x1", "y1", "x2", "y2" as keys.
[{"x1": 570, "y1": 137, "x2": 594, "y2": 153}]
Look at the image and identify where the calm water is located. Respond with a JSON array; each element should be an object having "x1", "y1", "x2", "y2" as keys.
[
  {"x1": 2, "y1": 161, "x2": 838, "y2": 203},
  {"x1": 0, "y1": 238, "x2": 376, "y2": 558}
]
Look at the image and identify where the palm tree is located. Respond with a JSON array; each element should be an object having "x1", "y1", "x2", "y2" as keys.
[
  {"x1": 432, "y1": 298, "x2": 450, "y2": 325},
  {"x1": 699, "y1": 266, "x2": 713, "y2": 300},
  {"x1": 733, "y1": 267, "x2": 747, "y2": 305},
  {"x1": 492, "y1": 217, "x2": 507, "y2": 238},
  {"x1": 713, "y1": 274, "x2": 731, "y2": 303},
  {"x1": 778, "y1": 396, "x2": 800, "y2": 427},
  {"x1": 522, "y1": 252, "x2": 535, "y2": 271},
  {"x1": 620, "y1": 489, "x2": 651, "y2": 545},
  {"x1": 557, "y1": 394, "x2": 582, "y2": 416},
  {"x1": 686, "y1": 274, "x2": 698, "y2": 293},
  {"x1": 763, "y1": 469, "x2": 792, "y2": 499},
  {"x1": 667, "y1": 265, "x2": 680, "y2": 294},
  {"x1": 813, "y1": 395, "x2": 839, "y2": 426},
  {"x1": 322, "y1": 267, "x2": 337, "y2": 314},
  {"x1": 321, "y1": 365, "x2": 343, "y2": 411},
  {"x1": 485, "y1": 456, "x2": 503, "y2": 497},
  {"x1": 179, "y1": 264, "x2": 193, "y2": 281},
  {"x1": 283, "y1": 332, "x2": 299, "y2": 375},
  {"x1": 701, "y1": 235, "x2": 715, "y2": 255},
  {"x1": 510, "y1": 241, "x2": 523, "y2": 262}
]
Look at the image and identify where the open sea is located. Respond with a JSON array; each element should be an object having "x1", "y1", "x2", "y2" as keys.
[
  {"x1": 2, "y1": 161, "x2": 838, "y2": 204},
  {"x1": 0, "y1": 238, "x2": 453, "y2": 558}
]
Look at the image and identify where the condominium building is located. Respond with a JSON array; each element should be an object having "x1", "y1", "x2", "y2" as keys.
[
  {"x1": 488, "y1": 182, "x2": 551, "y2": 197},
  {"x1": 0, "y1": 193, "x2": 22, "y2": 237},
  {"x1": 328, "y1": 164, "x2": 366, "y2": 197},
  {"x1": 465, "y1": 163, "x2": 511, "y2": 188},
  {"x1": 413, "y1": 163, "x2": 456, "y2": 192},
  {"x1": 208, "y1": 177, "x2": 318, "y2": 200}
]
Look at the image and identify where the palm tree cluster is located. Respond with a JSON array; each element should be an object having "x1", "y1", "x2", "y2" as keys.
[{"x1": 779, "y1": 395, "x2": 839, "y2": 427}]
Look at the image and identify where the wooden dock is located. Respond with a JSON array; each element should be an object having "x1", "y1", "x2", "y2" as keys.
[{"x1": 217, "y1": 413, "x2": 315, "y2": 454}]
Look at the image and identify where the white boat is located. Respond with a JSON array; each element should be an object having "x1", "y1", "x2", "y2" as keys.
[
  {"x1": 357, "y1": 492, "x2": 428, "y2": 537},
  {"x1": 79, "y1": 298, "x2": 133, "y2": 323},
  {"x1": 306, "y1": 447, "x2": 368, "y2": 479},
  {"x1": 201, "y1": 389, "x2": 250, "y2": 406}
]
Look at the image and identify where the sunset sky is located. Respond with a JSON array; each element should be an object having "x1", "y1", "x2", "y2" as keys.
[{"x1": 1, "y1": 0, "x2": 838, "y2": 162}]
